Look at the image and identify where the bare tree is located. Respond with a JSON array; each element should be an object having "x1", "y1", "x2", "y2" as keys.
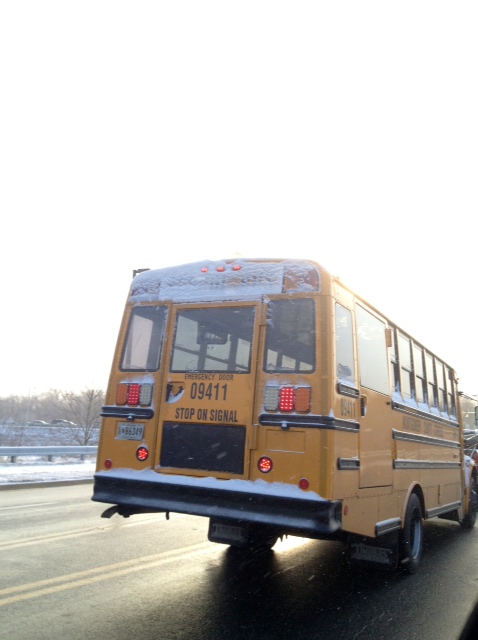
[
  {"x1": 61, "y1": 388, "x2": 105, "y2": 445},
  {"x1": 0, "y1": 387, "x2": 105, "y2": 445},
  {"x1": 0, "y1": 394, "x2": 25, "y2": 428}
]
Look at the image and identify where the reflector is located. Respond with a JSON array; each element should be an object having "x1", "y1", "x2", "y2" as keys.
[{"x1": 299, "y1": 478, "x2": 310, "y2": 490}]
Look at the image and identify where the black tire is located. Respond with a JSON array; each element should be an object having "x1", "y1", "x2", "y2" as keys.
[
  {"x1": 226, "y1": 528, "x2": 278, "y2": 553},
  {"x1": 248, "y1": 530, "x2": 279, "y2": 551},
  {"x1": 400, "y1": 493, "x2": 423, "y2": 573},
  {"x1": 461, "y1": 476, "x2": 478, "y2": 529}
]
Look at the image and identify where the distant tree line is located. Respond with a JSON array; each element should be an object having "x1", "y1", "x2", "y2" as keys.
[{"x1": 0, "y1": 388, "x2": 105, "y2": 445}]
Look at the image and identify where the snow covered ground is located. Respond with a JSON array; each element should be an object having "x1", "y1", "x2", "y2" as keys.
[
  {"x1": 0, "y1": 424, "x2": 96, "y2": 487},
  {"x1": 0, "y1": 457, "x2": 95, "y2": 486}
]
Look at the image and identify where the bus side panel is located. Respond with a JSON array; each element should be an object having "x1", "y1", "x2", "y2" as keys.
[
  {"x1": 393, "y1": 417, "x2": 462, "y2": 510},
  {"x1": 341, "y1": 491, "x2": 399, "y2": 538},
  {"x1": 96, "y1": 304, "x2": 170, "y2": 474},
  {"x1": 249, "y1": 295, "x2": 335, "y2": 498}
]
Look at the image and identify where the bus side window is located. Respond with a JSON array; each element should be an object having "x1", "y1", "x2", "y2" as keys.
[
  {"x1": 446, "y1": 367, "x2": 456, "y2": 418},
  {"x1": 398, "y1": 334, "x2": 413, "y2": 400},
  {"x1": 264, "y1": 299, "x2": 315, "y2": 373},
  {"x1": 335, "y1": 304, "x2": 355, "y2": 383},
  {"x1": 121, "y1": 306, "x2": 167, "y2": 371},
  {"x1": 425, "y1": 352, "x2": 438, "y2": 410},
  {"x1": 356, "y1": 305, "x2": 390, "y2": 395},
  {"x1": 412, "y1": 343, "x2": 426, "y2": 404},
  {"x1": 436, "y1": 360, "x2": 449, "y2": 416}
]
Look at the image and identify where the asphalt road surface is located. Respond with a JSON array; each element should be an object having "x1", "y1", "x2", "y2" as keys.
[{"x1": 1, "y1": 483, "x2": 478, "y2": 640}]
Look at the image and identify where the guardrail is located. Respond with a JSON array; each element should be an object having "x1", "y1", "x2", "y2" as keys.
[{"x1": 0, "y1": 446, "x2": 98, "y2": 463}]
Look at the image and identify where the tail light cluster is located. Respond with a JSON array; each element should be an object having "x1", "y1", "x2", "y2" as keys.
[
  {"x1": 116, "y1": 383, "x2": 153, "y2": 406},
  {"x1": 261, "y1": 386, "x2": 312, "y2": 491},
  {"x1": 264, "y1": 385, "x2": 311, "y2": 412}
]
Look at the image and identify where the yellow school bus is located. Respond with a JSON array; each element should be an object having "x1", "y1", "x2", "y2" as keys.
[{"x1": 92, "y1": 258, "x2": 477, "y2": 572}]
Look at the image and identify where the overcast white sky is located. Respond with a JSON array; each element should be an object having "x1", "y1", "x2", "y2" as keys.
[{"x1": 1, "y1": 2, "x2": 477, "y2": 397}]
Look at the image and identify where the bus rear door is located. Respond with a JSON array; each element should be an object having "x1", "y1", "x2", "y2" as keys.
[{"x1": 153, "y1": 302, "x2": 260, "y2": 479}]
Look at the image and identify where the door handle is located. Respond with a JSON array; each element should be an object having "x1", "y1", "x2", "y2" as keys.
[{"x1": 360, "y1": 395, "x2": 367, "y2": 417}]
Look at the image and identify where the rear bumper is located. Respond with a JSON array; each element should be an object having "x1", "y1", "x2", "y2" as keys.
[{"x1": 92, "y1": 469, "x2": 342, "y2": 536}]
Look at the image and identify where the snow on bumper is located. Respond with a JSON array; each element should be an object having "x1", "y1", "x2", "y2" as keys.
[{"x1": 92, "y1": 468, "x2": 342, "y2": 536}]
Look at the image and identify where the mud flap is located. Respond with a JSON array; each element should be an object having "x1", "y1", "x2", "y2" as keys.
[{"x1": 348, "y1": 533, "x2": 399, "y2": 570}]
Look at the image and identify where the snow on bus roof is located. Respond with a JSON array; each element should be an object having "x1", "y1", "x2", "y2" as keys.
[{"x1": 129, "y1": 259, "x2": 322, "y2": 303}]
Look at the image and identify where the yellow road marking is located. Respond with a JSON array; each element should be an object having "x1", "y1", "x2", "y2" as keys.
[
  {"x1": 0, "y1": 513, "x2": 188, "y2": 551},
  {"x1": 0, "y1": 542, "x2": 215, "y2": 606}
]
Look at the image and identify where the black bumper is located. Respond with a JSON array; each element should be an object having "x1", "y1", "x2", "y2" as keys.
[{"x1": 92, "y1": 470, "x2": 342, "y2": 537}]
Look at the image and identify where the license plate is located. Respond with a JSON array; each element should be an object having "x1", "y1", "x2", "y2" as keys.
[
  {"x1": 208, "y1": 520, "x2": 248, "y2": 544},
  {"x1": 116, "y1": 422, "x2": 145, "y2": 440}
]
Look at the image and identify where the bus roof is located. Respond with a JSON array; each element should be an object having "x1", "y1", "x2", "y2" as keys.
[{"x1": 129, "y1": 258, "x2": 323, "y2": 303}]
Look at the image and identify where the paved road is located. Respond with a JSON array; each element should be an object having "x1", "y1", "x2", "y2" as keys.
[{"x1": 1, "y1": 484, "x2": 478, "y2": 640}]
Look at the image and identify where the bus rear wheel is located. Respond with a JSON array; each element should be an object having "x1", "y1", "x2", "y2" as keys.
[
  {"x1": 400, "y1": 493, "x2": 423, "y2": 573},
  {"x1": 247, "y1": 528, "x2": 279, "y2": 551}
]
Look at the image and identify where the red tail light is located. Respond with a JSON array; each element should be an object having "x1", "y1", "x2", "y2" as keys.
[
  {"x1": 279, "y1": 387, "x2": 295, "y2": 411},
  {"x1": 258, "y1": 456, "x2": 273, "y2": 473},
  {"x1": 127, "y1": 383, "x2": 141, "y2": 406},
  {"x1": 136, "y1": 446, "x2": 149, "y2": 462}
]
